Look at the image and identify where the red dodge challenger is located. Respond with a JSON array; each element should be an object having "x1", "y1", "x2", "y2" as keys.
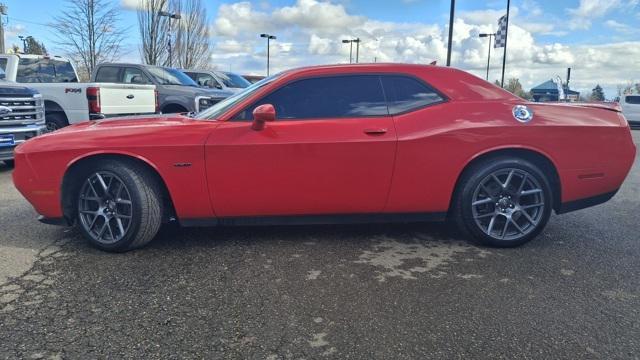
[{"x1": 12, "y1": 64, "x2": 637, "y2": 252}]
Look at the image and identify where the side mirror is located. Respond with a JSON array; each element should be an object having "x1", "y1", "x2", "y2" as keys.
[{"x1": 252, "y1": 104, "x2": 276, "y2": 131}]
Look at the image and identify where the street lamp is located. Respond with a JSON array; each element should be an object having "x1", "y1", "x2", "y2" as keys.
[
  {"x1": 260, "y1": 33, "x2": 276, "y2": 76},
  {"x1": 341, "y1": 38, "x2": 361, "y2": 63},
  {"x1": 18, "y1": 35, "x2": 29, "y2": 53},
  {"x1": 158, "y1": 10, "x2": 181, "y2": 67},
  {"x1": 479, "y1": 33, "x2": 496, "y2": 81}
]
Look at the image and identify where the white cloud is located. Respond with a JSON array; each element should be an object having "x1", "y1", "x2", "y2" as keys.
[
  {"x1": 567, "y1": 0, "x2": 639, "y2": 29},
  {"x1": 604, "y1": 20, "x2": 635, "y2": 34},
  {"x1": 204, "y1": 0, "x2": 640, "y2": 98}
]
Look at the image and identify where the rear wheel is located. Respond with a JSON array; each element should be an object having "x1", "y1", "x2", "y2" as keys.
[
  {"x1": 76, "y1": 160, "x2": 162, "y2": 252},
  {"x1": 452, "y1": 157, "x2": 553, "y2": 247},
  {"x1": 46, "y1": 113, "x2": 68, "y2": 131}
]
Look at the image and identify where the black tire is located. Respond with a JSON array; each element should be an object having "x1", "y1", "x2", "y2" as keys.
[
  {"x1": 46, "y1": 113, "x2": 68, "y2": 131},
  {"x1": 75, "y1": 160, "x2": 162, "y2": 252},
  {"x1": 3, "y1": 160, "x2": 14, "y2": 167},
  {"x1": 452, "y1": 157, "x2": 553, "y2": 247}
]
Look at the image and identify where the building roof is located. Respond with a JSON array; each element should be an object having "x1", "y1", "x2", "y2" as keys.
[{"x1": 531, "y1": 79, "x2": 580, "y2": 95}]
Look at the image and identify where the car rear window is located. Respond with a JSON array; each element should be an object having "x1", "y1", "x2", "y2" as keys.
[
  {"x1": 234, "y1": 75, "x2": 388, "y2": 120},
  {"x1": 16, "y1": 58, "x2": 78, "y2": 83},
  {"x1": 94, "y1": 66, "x2": 121, "y2": 82},
  {"x1": 381, "y1": 75, "x2": 444, "y2": 114},
  {"x1": 625, "y1": 96, "x2": 640, "y2": 105}
]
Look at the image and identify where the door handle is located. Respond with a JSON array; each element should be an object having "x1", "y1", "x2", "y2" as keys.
[
  {"x1": 363, "y1": 128, "x2": 387, "y2": 135},
  {"x1": 126, "y1": 94, "x2": 135, "y2": 99}
]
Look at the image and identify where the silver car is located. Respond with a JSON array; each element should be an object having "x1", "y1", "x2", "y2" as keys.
[{"x1": 182, "y1": 69, "x2": 252, "y2": 94}]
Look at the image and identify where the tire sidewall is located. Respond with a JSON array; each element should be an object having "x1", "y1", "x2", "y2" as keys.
[
  {"x1": 75, "y1": 161, "x2": 146, "y2": 252},
  {"x1": 459, "y1": 157, "x2": 553, "y2": 247}
]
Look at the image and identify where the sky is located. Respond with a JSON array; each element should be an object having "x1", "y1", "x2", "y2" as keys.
[{"x1": 3, "y1": 0, "x2": 640, "y2": 98}]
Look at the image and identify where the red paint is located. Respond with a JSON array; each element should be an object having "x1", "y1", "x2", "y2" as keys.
[{"x1": 12, "y1": 64, "x2": 637, "y2": 223}]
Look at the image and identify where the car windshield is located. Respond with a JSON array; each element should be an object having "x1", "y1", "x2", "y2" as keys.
[
  {"x1": 147, "y1": 66, "x2": 198, "y2": 86},
  {"x1": 218, "y1": 72, "x2": 251, "y2": 88},
  {"x1": 194, "y1": 74, "x2": 281, "y2": 120}
]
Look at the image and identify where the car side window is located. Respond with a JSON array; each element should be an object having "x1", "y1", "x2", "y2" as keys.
[
  {"x1": 381, "y1": 75, "x2": 444, "y2": 114},
  {"x1": 233, "y1": 75, "x2": 388, "y2": 121},
  {"x1": 625, "y1": 96, "x2": 640, "y2": 105},
  {"x1": 198, "y1": 73, "x2": 219, "y2": 88},
  {"x1": 95, "y1": 66, "x2": 121, "y2": 83},
  {"x1": 123, "y1": 67, "x2": 150, "y2": 84}
]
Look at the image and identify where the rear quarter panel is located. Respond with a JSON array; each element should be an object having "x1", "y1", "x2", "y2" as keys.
[{"x1": 385, "y1": 100, "x2": 636, "y2": 213}]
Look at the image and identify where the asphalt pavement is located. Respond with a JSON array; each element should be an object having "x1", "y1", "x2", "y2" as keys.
[{"x1": 1, "y1": 131, "x2": 639, "y2": 359}]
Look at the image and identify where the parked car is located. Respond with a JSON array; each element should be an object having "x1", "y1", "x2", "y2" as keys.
[
  {"x1": 12, "y1": 64, "x2": 636, "y2": 252},
  {"x1": 0, "y1": 54, "x2": 157, "y2": 130},
  {"x1": 620, "y1": 94, "x2": 640, "y2": 128},
  {"x1": 92, "y1": 63, "x2": 233, "y2": 114},
  {"x1": 0, "y1": 82, "x2": 46, "y2": 166},
  {"x1": 182, "y1": 69, "x2": 252, "y2": 94},
  {"x1": 242, "y1": 75, "x2": 265, "y2": 84}
]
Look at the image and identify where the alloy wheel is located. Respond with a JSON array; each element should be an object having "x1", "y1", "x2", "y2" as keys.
[
  {"x1": 78, "y1": 171, "x2": 133, "y2": 245},
  {"x1": 471, "y1": 168, "x2": 545, "y2": 241}
]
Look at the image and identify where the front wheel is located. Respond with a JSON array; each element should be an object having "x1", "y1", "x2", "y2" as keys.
[
  {"x1": 76, "y1": 160, "x2": 162, "y2": 252},
  {"x1": 452, "y1": 157, "x2": 553, "y2": 247}
]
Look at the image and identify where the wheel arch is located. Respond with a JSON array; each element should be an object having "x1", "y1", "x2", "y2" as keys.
[
  {"x1": 61, "y1": 152, "x2": 176, "y2": 224},
  {"x1": 161, "y1": 102, "x2": 189, "y2": 114},
  {"x1": 449, "y1": 146, "x2": 562, "y2": 213},
  {"x1": 44, "y1": 100, "x2": 69, "y2": 120}
]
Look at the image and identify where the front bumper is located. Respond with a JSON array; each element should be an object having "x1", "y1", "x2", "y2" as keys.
[{"x1": 0, "y1": 124, "x2": 47, "y2": 161}]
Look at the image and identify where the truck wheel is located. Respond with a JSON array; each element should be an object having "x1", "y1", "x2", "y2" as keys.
[
  {"x1": 46, "y1": 113, "x2": 68, "y2": 131},
  {"x1": 3, "y1": 160, "x2": 14, "y2": 167},
  {"x1": 452, "y1": 157, "x2": 553, "y2": 247},
  {"x1": 75, "y1": 160, "x2": 162, "y2": 252}
]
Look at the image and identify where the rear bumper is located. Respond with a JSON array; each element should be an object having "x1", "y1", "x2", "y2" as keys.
[{"x1": 556, "y1": 189, "x2": 619, "y2": 214}]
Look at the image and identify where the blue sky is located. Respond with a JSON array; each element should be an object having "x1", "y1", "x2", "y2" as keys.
[{"x1": 4, "y1": 0, "x2": 640, "y2": 97}]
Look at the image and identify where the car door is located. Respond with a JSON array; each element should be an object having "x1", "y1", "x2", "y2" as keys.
[
  {"x1": 205, "y1": 74, "x2": 397, "y2": 217},
  {"x1": 623, "y1": 95, "x2": 640, "y2": 122}
]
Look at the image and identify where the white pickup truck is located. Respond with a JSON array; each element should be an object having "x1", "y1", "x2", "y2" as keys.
[{"x1": 0, "y1": 54, "x2": 157, "y2": 130}]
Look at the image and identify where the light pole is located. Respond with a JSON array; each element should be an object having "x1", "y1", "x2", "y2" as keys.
[
  {"x1": 446, "y1": 0, "x2": 455, "y2": 66},
  {"x1": 342, "y1": 38, "x2": 361, "y2": 63},
  {"x1": 159, "y1": 10, "x2": 181, "y2": 67},
  {"x1": 260, "y1": 33, "x2": 276, "y2": 76},
  {"x1": 18, "y1": 35, "x2": 31, "y2": 53},
  {"x1": 479, "y1": 33, "x2": 495, "y2": 81}
]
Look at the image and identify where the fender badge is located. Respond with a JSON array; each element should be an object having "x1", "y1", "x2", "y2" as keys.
[{"x1": 512, "y1": 105, "x2": 533, "y2": 123}]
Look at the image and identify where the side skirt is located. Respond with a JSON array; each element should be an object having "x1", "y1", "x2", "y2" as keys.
[
  {"x1": 180, "y1": 212, "x2": 447, "y2": 227},
  {"x1": 555, "y1": 189, "x2": 619, "y2": 215}
]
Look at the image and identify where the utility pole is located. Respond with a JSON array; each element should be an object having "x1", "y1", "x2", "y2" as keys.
[
  {"x1": 355, "y1": 37, "x2": 360, "y2": 63},
  {"x1": 0, "y1": 3, "x2": 7, "y2": 54},
  {"x1": 446, "y1": 0, "x2": 455, "y2": 66}
]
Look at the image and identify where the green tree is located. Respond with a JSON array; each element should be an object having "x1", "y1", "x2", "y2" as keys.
[
  {"x1": 504, "y1": 78, "x2": 532, "y2": 100},
  {"x1": 590, "y1": 85, "x2": 605, "y2": 101},
  {"x1": 25, "y1": 36, "x2": 47, "y2": 55}
]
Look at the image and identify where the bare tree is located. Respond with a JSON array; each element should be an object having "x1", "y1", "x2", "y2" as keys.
[
  {"x1": 138, "y1": 0, "x2": 170, "y2": 65},
  {"x1": 171, "y1": 0, "x2": 211, "y2": 69},
  {"x1": 50, "y1": 0, "x2": 125, "y2": 77}
]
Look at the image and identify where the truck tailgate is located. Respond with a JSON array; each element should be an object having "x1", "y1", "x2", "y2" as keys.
[{"x1": 93, "y1": 83, "x2": 156, "y2": 115}]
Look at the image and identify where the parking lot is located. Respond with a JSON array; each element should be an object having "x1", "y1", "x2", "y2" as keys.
[{"x1": 0, "y1": 131, "x2": 637, "y2": 359}]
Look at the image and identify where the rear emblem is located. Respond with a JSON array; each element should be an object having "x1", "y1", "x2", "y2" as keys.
[{"x1": 512, "y1": 105, "x2": 533, "y2": 123}]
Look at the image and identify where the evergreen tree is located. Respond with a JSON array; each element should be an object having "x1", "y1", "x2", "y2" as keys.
[
  {"x1": 25, "y1": 36, "x2": 47, "y2": 55},
  {"x1": 590, "y1": 85, "x2": 605, "y2": 101}
]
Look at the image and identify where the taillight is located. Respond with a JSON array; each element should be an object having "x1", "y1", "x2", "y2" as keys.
[
  {"x1": 154, "y1": 89, "x2": 159, "y2": 113},
  {"x1": 86, "y1": 87, "x2": 101, "y2": 114}
]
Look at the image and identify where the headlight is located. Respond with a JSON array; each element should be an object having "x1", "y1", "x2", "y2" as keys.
[{"x1": 196, "y1": 97, "x2": 219, "y2": 112}]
